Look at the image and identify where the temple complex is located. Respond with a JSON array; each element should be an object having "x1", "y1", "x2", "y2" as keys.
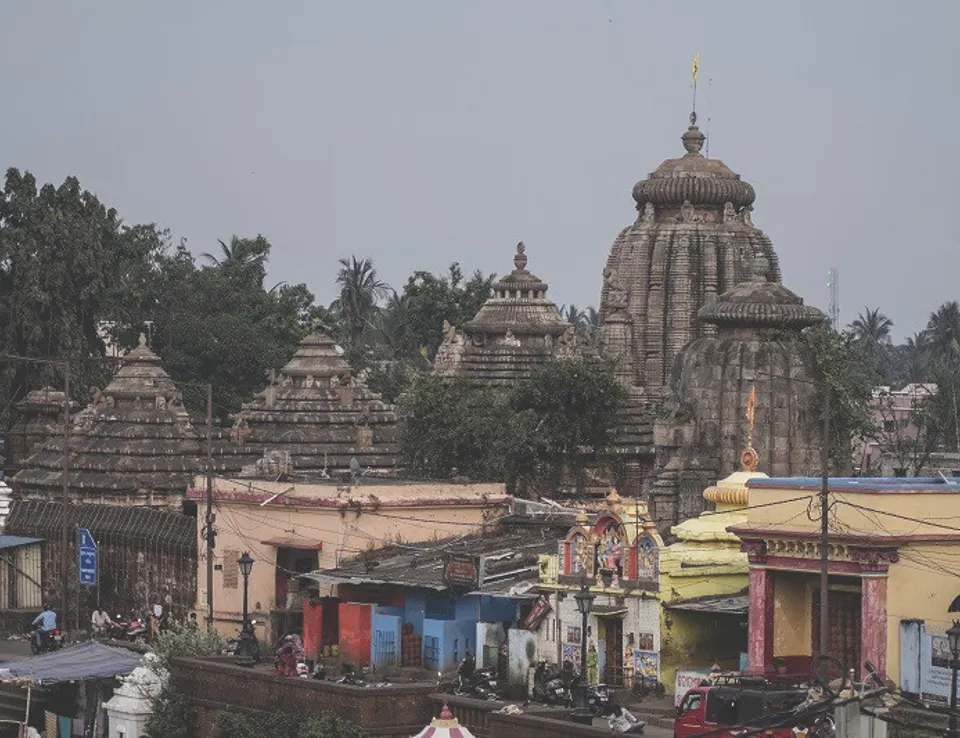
[
  {"x1": 596, "y1": 114, "x2": 824, "y2": 527},
  {"x1": 651, "y1": 254, "x2": 825, "y2": 525},
  {"x1": 434, "y1": 242, "x2": 574, "y2": 387},
  {"x1": 232, "y1": 328, "x2": 400, "y2": 477},
  {"x1": 13, "y1": 335, "x2": 206, "y2": 508},
  {"x1": 4, "y1": 387, "x2": 74, "y2": 476}
]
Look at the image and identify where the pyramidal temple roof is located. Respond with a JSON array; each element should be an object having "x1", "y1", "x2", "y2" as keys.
[
  {"x1": 235, "y1": 328, "x2": 399, "y2": 476},
  {"x1": 14, "y1": 335, "x2": 205, "y2": 506}
]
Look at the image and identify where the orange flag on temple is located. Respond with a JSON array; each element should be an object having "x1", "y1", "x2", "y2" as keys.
[{"x1": 746, "y1": 385, "x2": 756, "y2": 427}]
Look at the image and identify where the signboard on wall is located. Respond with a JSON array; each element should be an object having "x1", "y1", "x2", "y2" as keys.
[
  {"x1": 443, "y1": 555, "x2": 482, "y2": 589},
  {"x1": 675, "y1": 670, "x2": 710, "y2": 706},
  {"x1": 521, "y1": 595, "x2": 552, "y2": 631}
]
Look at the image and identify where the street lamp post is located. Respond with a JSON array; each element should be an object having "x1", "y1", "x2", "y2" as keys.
[
  {"x1": 573, "y1": 581, "x2": 596, "y2": 722},
  {"x1": 947, "y1": 621, "x2": 960, "y2": 738},
  {"x1": 237, "y1": 552, "x2": 256, "y2": 667}
]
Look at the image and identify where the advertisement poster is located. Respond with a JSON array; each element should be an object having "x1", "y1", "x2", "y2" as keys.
[
  {"x1": 634, "y1": 650, "x2": 659, "y2": 678},
  {"x1": 562, "y1": 643, "x2": 582, "y2": 670},
  {"x1": 675, "y1": 669, "x2": 710, "y2": 706},
  {"x1": 637, "y1": 632, "x2": 654, "y2": 651},
  {"x1": 567, "y1": 626, "x2": 582, "y2": 644}
]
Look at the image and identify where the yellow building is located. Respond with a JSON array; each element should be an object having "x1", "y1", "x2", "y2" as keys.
[
  {"x1": 657, "y1": 458, "x2": 767, "y2": 691},
  {"x1": 188, "y1": 476, "x2": 508, "y2": 642},
  {"x1": 733, "y1": 476, "x2": 960, "y2": 685}
]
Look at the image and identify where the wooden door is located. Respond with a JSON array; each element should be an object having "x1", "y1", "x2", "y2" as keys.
[
  {"x1": 812, "y1": 588, "x2": 862, "y2": 678},
  {"x1": 603, "y1": 617, "x2": 624, "y2": 685}
]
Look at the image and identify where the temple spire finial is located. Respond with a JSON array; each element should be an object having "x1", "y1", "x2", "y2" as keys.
[{"x1": 513, "y1": 241, "x2": 528, "y2": 272}]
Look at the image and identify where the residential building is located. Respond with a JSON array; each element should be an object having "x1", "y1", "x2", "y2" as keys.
[{"x1": 188, "y1": 476, "x2": 509, "y2": 644}]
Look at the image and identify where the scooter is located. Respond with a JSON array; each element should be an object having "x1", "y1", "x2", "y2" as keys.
[
  {"x1": 126, "y1": 612, "x2": 149, "y2": 642},
  {"x1": 453, "y1": 654, "x2": 499, "y2": 699},
  {"x1": 30, "y1": 628, "x2": 64, "y2": 655},
  {"x1": 532, "y1": 661, "x2": 571, "y2": 706}
]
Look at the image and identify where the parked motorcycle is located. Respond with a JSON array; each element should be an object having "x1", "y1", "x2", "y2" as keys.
[
  {"x1": 453, "y1": 653, "x2": 499, "y2": 699},
  {"x1": 632, "y1": 673, "x2": 665, "y2": 700},
  {"x1": 560, "y1": 665, "x2": 609, "y2": 716},
  {"x1": 336, "y1": 663, "x2": 367, "y2": 687},
  {"x1": 126, "y1": 612, "x2": 149, "y2": 642},
  {"x1": 30, "y1": 628, "x2": 64, "y2": 655},
  {"x1": 107, "y1": 613, "x2": 131, "y2": 640},
  {"x1": 532, "y1": 661, "x2": 571, "y2": 706}
]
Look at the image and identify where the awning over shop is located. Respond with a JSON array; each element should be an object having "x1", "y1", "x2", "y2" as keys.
[
  {"x1": 592, "y1": 606, "x2": 628, "y2": 617},
  {"x1": 664, "y1": 593, "x2": 748, "y2": 615},
  {"x1": 0, "y1": 642, "x2": 142, "y2": 683},
  {"x1": 0, "y1": 535, "x2": 44, "y2": 551}
]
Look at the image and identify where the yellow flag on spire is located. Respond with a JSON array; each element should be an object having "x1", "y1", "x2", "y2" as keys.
[
  {"x1": 692, "y1": 51, "x2": 700, "y2": 82},
  {"x1": 746, "y1": 385, "x2": 756, "y2": 427}
]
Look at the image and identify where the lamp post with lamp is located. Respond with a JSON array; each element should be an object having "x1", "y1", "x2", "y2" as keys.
[
  {"x1": 572, "y1": 579, "x2": 596, "y2": 724},
  {"x1": 236, "y1": 552, "x2": 257, "y2": 667},
  {"x1": 947, "y1": 621, "x2": 960, "y2": 738}
]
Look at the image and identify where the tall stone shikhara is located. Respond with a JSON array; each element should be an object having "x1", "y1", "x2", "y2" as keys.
[
  {"x1": 598, "y1": 117, "x2": 824, "y2": 528},
  {"x1": 434, "y1": 242, "x2": 574, "y2": 387},
  {"x1": 599, "y1": 119, "x2": 781, "y2": 392}
]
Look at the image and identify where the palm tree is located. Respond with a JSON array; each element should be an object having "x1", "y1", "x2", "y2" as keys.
[
  {"x1": 850, "y1": 307, "x2": 893, "y2": 345},
  {"x1": 332, "y1": 256, "x2": 391, "y2": 349},
  {"x1": 922, "y1": 301, "x2": 960, "y2": 371},
  {"x1": 201, "y1": 236, "x2": 270, "y2": 287},
  {"x1": 562, "y1": 304, "x2": 585, "y2": 326}
]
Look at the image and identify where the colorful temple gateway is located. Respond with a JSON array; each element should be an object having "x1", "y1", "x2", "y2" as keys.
[{"x1": 535, "y1": 490, "x2": 663, "y2": 688}]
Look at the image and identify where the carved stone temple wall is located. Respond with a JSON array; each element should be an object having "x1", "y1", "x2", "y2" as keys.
[
  {"x1": 434, "y1": 242, "x2": 575, "y2": 387},
  {"x1": 597, "y1": 117, "x2": 825, "y2": 529}
]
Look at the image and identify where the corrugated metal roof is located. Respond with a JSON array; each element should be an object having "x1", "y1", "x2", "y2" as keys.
[
  {"x1": 0, "y1": 535, "x2": 44, "y2": 551},
  {"x1": 664, "y1": 592, "x2": 749, "y2": 615}
]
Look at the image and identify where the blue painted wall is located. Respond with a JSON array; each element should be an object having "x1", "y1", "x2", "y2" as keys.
[
  {"x1": 478, "y1": 595, "x2": 518, "y2": 623},
  {"x1": 405, "y1": 592, "x2": 427, "y2": 637},
  {"x1": 371, "y1": 612, "x2": 402, "y2": 669}
]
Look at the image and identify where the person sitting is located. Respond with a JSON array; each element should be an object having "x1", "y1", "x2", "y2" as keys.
[
  {"x1": 608, "y1": 704, "x2": 645, "y2": 734},
  {"x1": 32, "y1": 604, "x2": 57, "y2": 648},
  {"x1": 91, "y1": 608, "x2": 112, "y2": 637}
]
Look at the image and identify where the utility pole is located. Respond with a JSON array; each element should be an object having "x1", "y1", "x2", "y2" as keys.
[
  {"x1": 205, "y1": 383, "x2": 215, "y2": 628},
  {"x1": 60, "y1": 361, "x2": 71, "y2": 633},
  {"x1": 819, "y1": 388, "x2": 830, "y2": 658}
]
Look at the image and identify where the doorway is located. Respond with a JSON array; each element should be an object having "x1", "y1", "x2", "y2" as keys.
[
  {"x1": 602, "y1": 617, "x2": 624, "y2": 686},
  {"x1": 812, "y1": 587, "x2": 862, "y2": 678}
]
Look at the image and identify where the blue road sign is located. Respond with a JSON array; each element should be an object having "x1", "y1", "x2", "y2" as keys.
[{"x1": 78, "y1": 528, "x2": 97, "y2": 586}]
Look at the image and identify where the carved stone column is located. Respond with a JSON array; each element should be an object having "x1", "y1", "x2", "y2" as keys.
[{"x1": 853, "y1": 548, "x2": 899, "y2": 677}]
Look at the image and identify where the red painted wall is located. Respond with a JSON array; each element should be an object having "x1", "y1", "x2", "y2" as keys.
[
  {"x1": 339, "y1": 602, "x2": 373, "y2": 666},
  {"x1": 303, "y1": 600, "x2": 323, "y2": 659}
]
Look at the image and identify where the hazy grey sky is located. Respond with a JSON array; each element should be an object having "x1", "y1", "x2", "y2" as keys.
[{"x1": 3, "y1": 1, "x2": 957, "y2": 339}]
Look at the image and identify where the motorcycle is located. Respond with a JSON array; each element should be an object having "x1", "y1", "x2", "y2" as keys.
[
  {"x1": 336, "y1": 664, "x2": 367, "y2": 687},
  {"x1": 225, "y1": 620, "x2": 262, "y2": 662},
  {"x1": 632, "y1": 673, "x2": 665, "y2": 700},
  {"x1": 532, "y1": 661, "x2": 571, "y2": 706},
  {"x1": 106, "y1": 613, "x2": 131, "y2": 640},
  {"x1": 30, "y1": 628, "x2": 64, "y2": 655},
  {"x1": 453, "y1": 654, "x2": 499, "y2": 699},
  {"x1": 561, "y1": 665, "x2": 609, "y2": 716},
  {"x1": 127, "y1": 612, "x2": 149, "y2": 642}
]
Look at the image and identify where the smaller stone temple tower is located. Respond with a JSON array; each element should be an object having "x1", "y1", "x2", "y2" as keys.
[
  {"x1": 13, "y1": 334, "x2": 204, "y2": 507},
  {"x1": 4, "y1": 387, "x2": 75, "y2": 476},
  {"x1": 233, "y1": 328, "x2": 400, "y2": 477},
  {"x1": 650, "y1": 253, "x2": 826, "y2": 527},
  {"x1": 434, "y1": 242, "x2": 573, "y2": 387}
]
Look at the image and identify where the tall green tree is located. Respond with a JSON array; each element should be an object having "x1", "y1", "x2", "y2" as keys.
[
  {"x1": 332, "y1": 256, "x2": 391, "y2": 355},
  {"x1": 922, "y1": 301, "x2": 960, "y2": 371},
  {"x1": 0, "y1": 168, "x2": 165, "y2": 434},
  {"x1": 848, "y1": 307, "x2": 894, "y2": 382}
]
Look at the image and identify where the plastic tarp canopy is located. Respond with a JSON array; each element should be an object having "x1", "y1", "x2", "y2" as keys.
[{"x1": 0, "y1": 641, "x2": 142, "y2": 683}]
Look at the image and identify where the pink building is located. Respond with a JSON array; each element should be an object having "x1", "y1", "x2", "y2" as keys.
[{"x1": 856, "y1": 383, "x2": 937, "y2": 475}]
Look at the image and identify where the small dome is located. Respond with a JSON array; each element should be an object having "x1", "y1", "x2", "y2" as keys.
[
  {"x1": 698, "y1": 255, "x2": 826, "y2": 330},
  {"x1": 632, "y1": 124, "x2": 756, "y2": 210}
]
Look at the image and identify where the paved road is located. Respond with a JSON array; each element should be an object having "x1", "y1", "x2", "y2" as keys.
[
  {"x1": 0, "y1": 639, "x2": 33, "y2": 662},
  {"x1": 590, "y1": 718, "x2": 672, "y2": 736}
]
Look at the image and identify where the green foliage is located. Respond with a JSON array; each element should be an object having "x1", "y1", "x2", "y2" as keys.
[
  {"x1": 213, "y1": 709, "x2": 367, "y2": 738},
  {"x1": 400, "y1": 264, "x2": 496, "y2": 359},
  {"x1": 151, "y1": 623, "x2": 227, "y2": 670},
  {"x1": 399, "y1": 375, "x2": 513, "y2": 481},
  {"x1": 0, "y1": 168, "x2": 165, "y2": 433},
  {"x1": 399, "y1": 359, "x2": 625, "y2": 492},
  {"x1": 144, "y1": 688, "x2": 197, "y2": 738},
  {"x1": 803, "y1": 323, "x2": 877, "y2": 470}
]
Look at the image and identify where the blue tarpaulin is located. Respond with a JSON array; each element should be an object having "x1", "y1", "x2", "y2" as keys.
[{"x1": 0, "y1": 641, "x2": 142, "y2": 683}]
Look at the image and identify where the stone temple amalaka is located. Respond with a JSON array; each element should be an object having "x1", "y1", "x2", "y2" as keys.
[
  {"x1": 232, "y1": 328, "x2": 400, "y2": 477},
  {"x1": 596, "y1": 115, "x2": 825, "y2": 528},
  {"x1": 4, "y1": 387, "x2": 75, "y2": 477},
  {"x1": 434, "y1": 242, "x2": 575, "y2": 386},
  {"x1": 14, "y1": 335, "x2": 205, "y2": 508},
  {"x1": 651, "y1": 252, "x2": 826, "y2": 524}
]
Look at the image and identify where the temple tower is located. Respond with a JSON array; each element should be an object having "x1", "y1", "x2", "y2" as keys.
[
  {"x1": 13, "y1": 335, "x2": 204, "y2": 508},
  {"x1": 599, "y1": 117, "x2": 782, "y2": 394},
  {"x1": 434, "y1": 242, "x2": 574, "y2": 387}
]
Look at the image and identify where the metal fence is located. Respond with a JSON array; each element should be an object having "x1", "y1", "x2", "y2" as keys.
[
  {"x1": 374, "y1": 629, "x2": 397, "y2": 668},
  {"x1": 423, "y1": 635, "x2": 440, "y2": 671}
]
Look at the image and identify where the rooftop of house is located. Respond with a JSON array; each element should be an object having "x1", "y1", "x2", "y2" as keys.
[
  {"x1": 746, "y1": 476, "x2": 960, "y2": 493},
  {"x1": 186, "y1": 476, "x2": 510, "y2": 509},
  {"x1": 306, "y1": 512, "x2": 575, "y2": 596}
]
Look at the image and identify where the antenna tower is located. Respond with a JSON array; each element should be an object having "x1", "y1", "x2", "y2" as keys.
[{"x1": 827, "y1": 268, "x2": 840, "y2": 331}]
